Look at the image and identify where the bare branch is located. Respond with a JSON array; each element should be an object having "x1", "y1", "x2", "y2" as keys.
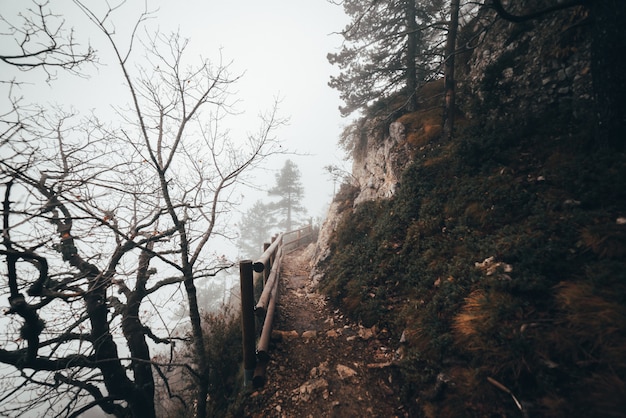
[{"x1": 0, "y1": 1, "x2": 96, "y2": 81}]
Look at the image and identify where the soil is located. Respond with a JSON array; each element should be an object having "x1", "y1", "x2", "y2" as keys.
[{"x1": 242, "y1": 246, "x2": 408, "y2": 418}]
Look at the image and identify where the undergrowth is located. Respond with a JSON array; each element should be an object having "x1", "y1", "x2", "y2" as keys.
[
  {"x1": 319, "y1": 111, "x2": 626, "y2": 416},
  {"x1": 154, "y1": 306, "x2": 244, "y2": 418}
]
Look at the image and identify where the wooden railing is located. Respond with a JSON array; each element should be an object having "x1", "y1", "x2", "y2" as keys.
[{"x1": 239, "y1": 224, "x2": 314, "y2": 388}]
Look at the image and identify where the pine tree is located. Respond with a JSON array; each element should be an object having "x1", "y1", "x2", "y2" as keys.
[
  {"x1": 268, "y1": 160, "x2": 306, "y2": 232},
  {"x1": 328, "y1": 0, "x2": 446, "y2": 117},
  {"x1": 442, "y1": 0, "x2": 460, "y2": 140},
  {"x1": 237, "y1": 200, "x2": 276, "y2": 259}
]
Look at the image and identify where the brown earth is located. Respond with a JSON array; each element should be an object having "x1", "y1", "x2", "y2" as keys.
[{"x1": 242, "y1": 246, "x2": 408, "y2": 418}]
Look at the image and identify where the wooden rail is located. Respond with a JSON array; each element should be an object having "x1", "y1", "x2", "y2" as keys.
[{"x1": 239, "y1": 224, "x2": 313, "y2": 388}]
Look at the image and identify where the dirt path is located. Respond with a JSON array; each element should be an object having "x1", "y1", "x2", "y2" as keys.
[{"x1": 243, "y1": 246, "x2": 407, "y2": 418}]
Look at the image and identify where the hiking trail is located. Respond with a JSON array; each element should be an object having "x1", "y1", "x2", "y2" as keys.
[{"x1": 243, "y1": 245, "x2": 407, "y2": 418}]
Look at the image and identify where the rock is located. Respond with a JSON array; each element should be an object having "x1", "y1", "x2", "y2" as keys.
[
  {"x1": 272, "y1": 330, "x2": 299, "y2": 340},
  {"x1": 366, "y1": 361, "x2": 393, "y2": 369},
  {"x1": 388, "y1": 121, "x2": 405, "y2": 142},
  {"x1": 564, "y1": 199, "x2": 581, "y2": 207},
  {"x1": 326, "y1": 329, "x2": 339, "y2": 338},
  {"x1": 294, "y1": 378, "x2": 329, "y2": 402},
  {"x1": 301, "y1": 330, "x2": 317, "y2": 340},
  {"x1": 310, "y1": 361, "x2": 329, "y2": 378},
  {"x1": 336, "y1": 364, "x2": 358, "y2": 380},
  {"x1": 475, "y1": 256, "x2": 513, "y2": 276},
  {"x1": 358, "y1": 325, "x2": 376, "y2": 340}
]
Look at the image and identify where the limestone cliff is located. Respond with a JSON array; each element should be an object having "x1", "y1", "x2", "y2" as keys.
[
  {"x1": 351, "y1": 120, "x2": 409, "y2": 205},
  {"x1": 458, "y1": 4, "x2": 592, "y2": 124}
]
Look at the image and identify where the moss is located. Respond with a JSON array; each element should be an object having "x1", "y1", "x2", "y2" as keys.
[{"x1": 318, "y1": 97, "x2": 626, "y2": 415}]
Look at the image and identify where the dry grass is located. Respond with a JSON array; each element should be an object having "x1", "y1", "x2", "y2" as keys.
[
  {"x1": 581, "y1": 224, "x2": 626, "y2": 259},
  {"x1": 463, "y1": 201, "x2": 489, "y2": 228},
  {"x1": 453, "y1": 289, "x2": 535, "y2": 381},
  {"x1": 582, "y1": 373, "x2": 626, "y2": 418},
  {"x1": 453, "y1": 290, "x2": 519, "y2": 349},
  {"x1": 453, "y1": 290, "x2": 492, "y2": 348},
  {"x1": 395, "y1": 79, "x2": 445, "y2": 147},
  {"x1": 534, "y1": 281, "x2": 626, "y2": 416},
  {"x1": 397, "y1": 108, "x2": 443, "y2": 148},
  {"x1": 552, "y1": 281, "x2": 626, "y2": 364}
]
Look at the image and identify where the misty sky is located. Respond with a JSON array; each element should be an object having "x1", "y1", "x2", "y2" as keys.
[
  {"x1": 1, "y1": 0, "x2": 351, "y2": 224},
  {"x1": 150, "y1": 0, "x2": 353, "y2": 220}
]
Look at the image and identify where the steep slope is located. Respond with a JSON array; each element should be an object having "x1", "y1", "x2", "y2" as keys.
[{"x1": 312, "y1": 5, "x2": 626, "y2": 418}]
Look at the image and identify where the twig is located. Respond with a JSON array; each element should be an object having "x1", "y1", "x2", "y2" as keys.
[{"x1": 487, "y1": 376, "x2": 523, "y2": 412}]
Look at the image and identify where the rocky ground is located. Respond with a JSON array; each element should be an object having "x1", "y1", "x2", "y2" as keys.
[{"x1": 243, "y1": 245, "x2": 408, "y2": 418}]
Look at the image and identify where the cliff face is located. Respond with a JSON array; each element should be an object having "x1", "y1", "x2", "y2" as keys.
[
  {"x1": 313, "y1": 4, "x2": 593, "y2": 272},
  {"x1": 311, "y1": 120, "x2": 411, "y2": 274},
  {"x1": 308, "y1": 6, "x2": 626, "y2": 416},
  {"x1": 459, "y1": 4, "x2": 592, "y2": 124},
  {"x1": 351, "y1": 120, "x2": 408, "y2": 205}
]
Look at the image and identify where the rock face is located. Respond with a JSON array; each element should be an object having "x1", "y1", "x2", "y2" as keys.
[
  {"x1": 312, "y1": 4, "x2": 593, "y2": 280},
  {"x1": 310, "y1": 118, "x2": 410, "y2": 282},
  {"x1": 352, "y1": 120, "x2": 408, "y2": 205},
  {"x1": 310, "y1": 201, "x2": 342, "y2": 285},
  {"x1": 458, "y1": 5, "x2": 592, "y2": 125}
]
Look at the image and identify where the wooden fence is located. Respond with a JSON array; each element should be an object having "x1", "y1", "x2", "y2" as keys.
[{"x1": 239, "y1": 224, "x2": 314, "y2": 388}]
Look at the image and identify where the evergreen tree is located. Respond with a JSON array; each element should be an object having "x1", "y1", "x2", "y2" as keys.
[
  {"x1": 442, "y1": 0, "x2": 460, "y2": 140},
  {"x1": 237, "y1": 200, "x2": 276, "y2": 259},
  {"x1": 328, "y1": 0, "x2": 446, "y2": 117},
  {"x1": 268, "y1": 159, "x2": 306, "y2": 232}
]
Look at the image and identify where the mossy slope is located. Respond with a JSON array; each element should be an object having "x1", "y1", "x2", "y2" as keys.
[{"x1": 319, "y1": 112, "x2": 626, "y2": 416}]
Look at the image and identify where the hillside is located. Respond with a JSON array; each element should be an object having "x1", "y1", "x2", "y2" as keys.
[{"x1": 310, "y1": 4, "x2": 626, "y2": 418}]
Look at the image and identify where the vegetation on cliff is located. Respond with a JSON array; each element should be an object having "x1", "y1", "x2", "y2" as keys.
[
  {"x1": 319, "y1": 3, "x2": 626, "y2": 416},
  {"x1": 320, "y1": 100, "x2": 625, "y2": 416}
]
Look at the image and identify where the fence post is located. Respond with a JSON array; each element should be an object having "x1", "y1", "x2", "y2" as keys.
[
  {"x1": 262, "y1": 242, "x2": 271, "y2": 284},
  {"x1": 239, "y1": 260, "x2": 256, "y2": 386}
]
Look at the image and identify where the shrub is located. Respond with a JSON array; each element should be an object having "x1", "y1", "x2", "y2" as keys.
[{"x1": 154, "y1": 306, "x2": 243, "y2": 418}]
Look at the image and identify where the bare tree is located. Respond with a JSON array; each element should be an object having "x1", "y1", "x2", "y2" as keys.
[
  {"x1": 0, "y1": 2, "x2": 285, "y2": 417},
  {"x1": 0, "y1": 0, "x2": 95, "y2": 80}
]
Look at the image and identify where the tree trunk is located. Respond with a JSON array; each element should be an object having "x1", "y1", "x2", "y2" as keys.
[
  {"x1": 405, "y1": 0, "x2": 418, "y2": 112},
  {"x1": 61, "y1": 230, "x2": 139, "y2": 415},
  {"x1": 287, "y1": 194, "x2": 292, "y2": 231},
  {"x1": 121, "y1": 246, "x2": 156, "y2": 418},
  {"x1": 589, "y1": 0, "x2": 626, "y2": 149},
  {"x1": 443, "y1": 0, "x2": 460, "y2": 140},
  {"x1": 184, "y1": 267, "x2": 209, "y2": 418}
]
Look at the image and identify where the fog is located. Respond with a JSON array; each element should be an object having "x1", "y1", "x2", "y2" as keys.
[
  {"x1": 0, "y1": 1, "x2": 351, "y2": 415},
  {"x1": 2, "y1": 0, "x2": 351, "y2": 226}
]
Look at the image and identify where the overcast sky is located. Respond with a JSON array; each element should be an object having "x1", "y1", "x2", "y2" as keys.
[
  {"x1": 150, "y1": 0, "x2": 353, "y2": 221},
  {"x1": 2, "y1": 0, "x2": 351, "y2": 223}
]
